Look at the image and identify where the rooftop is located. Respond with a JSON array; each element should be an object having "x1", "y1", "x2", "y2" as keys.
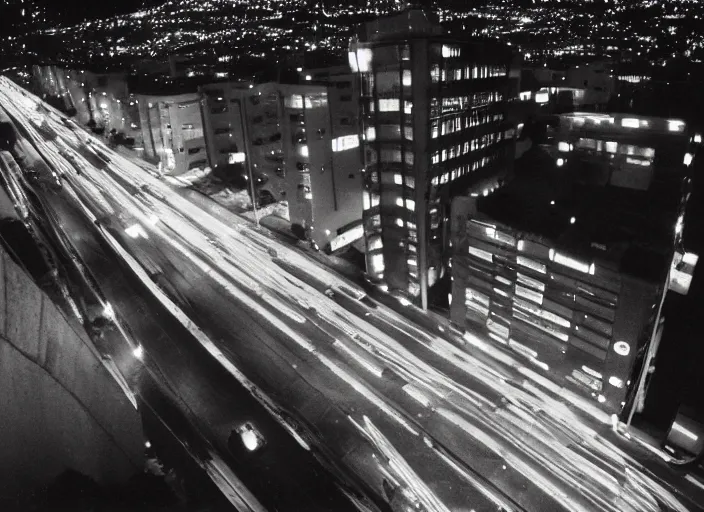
[{"x1": 475, "y1": 113, "x2": 693, "y2": 282}]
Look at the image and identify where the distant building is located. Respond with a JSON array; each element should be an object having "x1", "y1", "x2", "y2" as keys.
[
  {"x1": 520, "y1": 62, "x2": 615, "y2": 113},
  {"x1": 349, "y1": 8, "x2": 519, "y2": 309},
  {"x1": 449, "y1": 113, "x2": 697, "y2": 415},
  {"x1": 32, "y1": 66, "x2": 141, "y2": 144},
  {"x1": 137, "y1": 93, "x2": 206, "y2": 175},
  {"x1": 200, "y1": 74, "x2": 364, "y2": 252}
]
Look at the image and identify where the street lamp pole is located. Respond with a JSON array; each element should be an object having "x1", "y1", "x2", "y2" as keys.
[{"x1": 240, "y1": 88, "x2": 259, "y2": 227}]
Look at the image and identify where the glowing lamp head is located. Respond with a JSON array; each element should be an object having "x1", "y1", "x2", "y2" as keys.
[
  {"x1": 614, "y1": 341, "x2": 630, "y2": 356},
  {"x1": 237, "y1": 423, "x2": 266, "y2": 452}
]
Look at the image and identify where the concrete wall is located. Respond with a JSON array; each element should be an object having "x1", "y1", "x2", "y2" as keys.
[{"x1": 0, "y1": 247, "x2": 144, "y2": 497}]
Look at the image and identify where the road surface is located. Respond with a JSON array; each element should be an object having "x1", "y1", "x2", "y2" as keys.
[{"x1": 1, "y1": 76, "x2": 703, "y2": 512}]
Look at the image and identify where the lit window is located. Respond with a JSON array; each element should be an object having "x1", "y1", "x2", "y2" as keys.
[
  {"x1": 331, "y1": 135, "x2": 359, "y2": 152},
  {"x1": 404, "y1": 126, "x2": 413, "y2": 140},
  {"x1": 366, "y1": 127, "x2": 376, "y2": 141},
  {"x1": 406, "y1": 199, "x2": 415, "y2": 211},
  {"x1": 300, "y1": 145, "x2": 309, "y2": 157},
  {"x1": 605, "y1": 141, "x2": 618, "y2": 153},
  {"x1": 557, "y1": 158, "x2": 564, "y2": 167},
  {"x1": 442, "y1": 45, "x2": 460, "y2": 58},
  {"x1": 668, "y1": 119, "x2": 685, "y2": 132},
  {"x1": 402, "y1": 70, "x2": 412, "y2": 87},
  {"x1": 348, "y1": 51, "x2": 359, "y2": 73},
  {"x1": 371, "y1": 193, "x2": 380, "y2": 207},
  {"x1": 369, "y1": 236, "x2": 382, "y2": 251},
  {"x1": 535, "y1": 91, "x2": 549, "y2": 103},
  {"x1": 469, "y1": 246, "x2": 493, "y2": 263},
  {"x1": 396, "y1": 197, "x2": 404, "y2": 207},
  {"x1": 431, "y1": 65, "x2": 440, "y2": 83},
  {"x1": 431, "y1": 121, "x2": 439, "y2": 139},
  {"x1": 621, "y1": 118, "x2": 640, "y2": 128},
  {"x1": 228, "y1": 152, "x2": 246, "y2": 164},
  {"x1": 684, "y1": 153, "x2": 693, "y2": 166},
  {"x1": 404, "y1": 101, "x2": 413, "y2": 115},
  {"x1": 558, "y1": 141, "x2": 571, "y2": 152},
  {"x1": 394, "y1": 174, "x2": 402, "y2": 185},
  {"x1": 363, "y1": 191, "x2": 371, "y2": 210},
  {"x1": 370, "y1": 253, "x2": 385, "y2": 273},
  {"x1": 356, "y1": 48, "x2": 372, "y2": 73},
  {"x1": 551, "y1": 251, "x2": 592, "y2": 274},
  {"x1": 396, "y1": 218, "x2": 404, "y2": 227},
  {"x1": 379, "y1": 99, "x2": 399, "y2": 112},
  {"x1": 285, "y1": 94, "x2": 304, "y2": 109},
  {"x1": 517, "y1": 256, "x2": 546, "y2": 274}
]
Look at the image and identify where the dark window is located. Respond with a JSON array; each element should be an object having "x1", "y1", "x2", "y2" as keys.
[
  {"x1": 252, "y1": 115, "x2": 263, "y2": 124},
  {"x1": 348, "y1": 173, "x2": 355, "y2": 179},
  {"x1": 290, "y1": 113, "x2": 304, "y2": 123},
  {"x1": 187, "y1": 147, "x2": 202, "y2": 155},
  {"x1": 269, "y1": 132, "x2": 282, "y2": 142},
  {"x1": 340, "y1": 117, "x2": 351, "y2": 125},
  {"x1": 211, "y1": 106, "x2": 229, "y2": 114},
  {"x1": 583, "y1": 80, "x2": 589, "y2": 86},
  {"x1": 253, "y1": 138, "x2": 264, "y2": 146},
  {"x1": 336, "y1": 81, "x2": 351, "y2": 89},
  {"x1": 317, "y1": 128, "x2": 326, "y2": 138},
  {"x1": 296, "y1": 162, "x2": 310, "y2": 171},
  {"x1": 214, "y1": 127, "x2": 231, "y2": 135},
  {"x1": 340, "y1": 95, "x2": 352, "y2": 102},
  {"x1": 249, "y1": 96, "x2": 260, "y2": 105}
]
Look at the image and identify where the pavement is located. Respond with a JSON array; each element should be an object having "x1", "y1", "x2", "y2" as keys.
[{"x1": 2, "y1": 75, "x2": 704, "y2": 512}]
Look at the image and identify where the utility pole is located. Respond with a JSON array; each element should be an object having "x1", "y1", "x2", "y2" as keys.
[{"x1": 240, "y1": 90, "x2": 260, "y2": 227}]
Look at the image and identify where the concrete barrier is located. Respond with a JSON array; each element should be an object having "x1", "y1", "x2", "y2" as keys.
[{"x1": 0, "y1": 247, "x2": 144, "y2": 497}]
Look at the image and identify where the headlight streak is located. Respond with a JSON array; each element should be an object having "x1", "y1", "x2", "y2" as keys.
[{"x1": 0, "y1": 83, "x2": 694, "y2": 512}]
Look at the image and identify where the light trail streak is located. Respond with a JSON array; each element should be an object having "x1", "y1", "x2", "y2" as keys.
[{"x1": 0, "y1": 81, "x2": 698, "y2": 512}]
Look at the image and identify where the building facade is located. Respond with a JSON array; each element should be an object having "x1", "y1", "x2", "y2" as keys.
[
  {"x1": 137, "y1": 93, "x2": 205, "y2": 175},
  {"x1": 449, "y1": 113, "x2": 696, "y2": 415},
  {"x1": 200, "y1": 77, "x2": 364, "y2": 252},
  {"x1": 350, "y1": 9, "x2": 519, "y2": 309}
]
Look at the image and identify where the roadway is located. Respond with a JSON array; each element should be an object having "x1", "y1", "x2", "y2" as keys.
[{"x1": 1, "y1": 76, "x2": 703, "y2": 512}]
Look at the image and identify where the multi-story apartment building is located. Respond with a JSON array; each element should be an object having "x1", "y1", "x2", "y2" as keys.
[
  {"x1": 300, "y1": 66, "x2": 365, "y2": 251},
  {"x1": 349, "y1": 8, "x2": 519, "y2": 309},
  {"x1": 199, "y1": 81, "x2": 251, "y2": 172},
  {"x1": 200, "y1": 76, "x2": 365, "y2": 253},
  {"x1": 137, "y1": 93, "x2": 206, "y2": 175},
  {"x1": 32, "y1": 66, "x2": 143, "y2": 145},
  {"x1": 449, "y1": 113, "x2": 696, "y2": 415}
]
